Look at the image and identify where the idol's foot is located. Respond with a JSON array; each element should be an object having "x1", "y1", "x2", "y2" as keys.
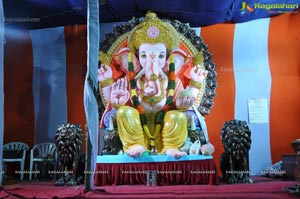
[
  {"x1": 126, "y1": 145, "x2": 146, "y2": 157},
  {"x1": 165, "y1": 148, "x2": 187, "y2": 158}
]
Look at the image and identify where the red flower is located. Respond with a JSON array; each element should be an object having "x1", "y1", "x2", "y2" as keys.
[
  {"x1": 128, "y1": 71, "x2": 135, "y2": 80},
  {"x1": 136, "y1": 105, "x2": 145, "y2": 114}
]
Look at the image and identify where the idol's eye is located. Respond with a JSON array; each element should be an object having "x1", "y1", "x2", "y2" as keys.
[
  {"x1": 158, "y1": 54, "x2": 165, "y2": 59},
  {"x1": 140, "y1": 54, "x2": 147, "y2": 59}
]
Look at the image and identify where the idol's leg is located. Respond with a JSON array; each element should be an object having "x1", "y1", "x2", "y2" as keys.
[
  {"x1": 161, "y1": 110, "x2": 188, "y2": 158},
  {"x1": 116, "y1": 106, "x2": 147, "y2": 157}
]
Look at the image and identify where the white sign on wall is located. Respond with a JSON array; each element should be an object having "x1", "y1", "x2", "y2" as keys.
[{"x1": 247, "y1": 98, "x2": 269, "y2": 124}]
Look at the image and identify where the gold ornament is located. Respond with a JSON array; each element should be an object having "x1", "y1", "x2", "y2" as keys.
[
  {"x1": 99, "y1": 51, "x2": 112, "y2": 65},
  {"x1": 128, "y1": 12, "x2": 180, "y2": 52},
  {"x1": 190, "y1": 80, "x2": 202, "y2": 89},
  {"x1": 193, "y1": 51, "x2": 204, "y2": 65},
  {"x1": 150, "y1": 74, "x2": 158, "y2": 81},
  {"x1": 99, "y1": 78, "x2": 114, "y2": 88}
]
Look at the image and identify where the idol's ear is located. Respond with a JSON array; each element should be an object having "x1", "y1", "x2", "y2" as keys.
[
  {"x1": 113, "y1": 47, "x2": 140, "y2": 73},
  {"x1": 165, "y1": 48, "x2": 192, "y2": 74}
]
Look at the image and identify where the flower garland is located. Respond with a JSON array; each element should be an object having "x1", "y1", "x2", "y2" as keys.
[{"x1": 127, "y1": 52, "x2": 176, "y2": 151}]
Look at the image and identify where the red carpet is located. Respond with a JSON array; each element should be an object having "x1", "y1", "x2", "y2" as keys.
[{"x1": 1, "y1": 177, "x2": 299, "y2": 199}]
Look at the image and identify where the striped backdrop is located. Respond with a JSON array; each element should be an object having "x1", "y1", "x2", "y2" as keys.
[
  {"x1": 3, "y1": 13, "x2": 300, "y2": 175},
  {"x1": 3, "y1": 25, "x2": 87, "y2": 150},
  {"x1": 201, "y1": 13, "x2": 300, "y2": 175}
]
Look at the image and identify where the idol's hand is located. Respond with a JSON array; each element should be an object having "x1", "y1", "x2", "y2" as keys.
[
  {"x1": 190, "y1": 65, "x2": 208, "y2": 83},
  {"x1": 111, "y1": 78, "x2": 130, "y2": 107},
  {"x1": 98, "y1": 64, "x2": 112, "y2": 82},
  {"x1": 175, "y1": 95, "x2": 195, "y2": 111}
]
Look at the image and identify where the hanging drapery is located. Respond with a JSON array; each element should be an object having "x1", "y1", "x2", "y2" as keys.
[
  {"x1": 95, "y1": 159, "x2": 218, "y2": 186},
  {"x1": 84, "y1": 0, "x2": 99, "y2": 191},
  {"x1": 29, "y1": 27, "x2": 68, "y2": 144},
  {"x1": 0, "y1": 0, "x2": 5, "y2": 186}
]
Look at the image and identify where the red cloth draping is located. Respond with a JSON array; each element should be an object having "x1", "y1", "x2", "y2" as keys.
[{"x1": 94, "y1": 159, "x2": 218, "y2": 186}]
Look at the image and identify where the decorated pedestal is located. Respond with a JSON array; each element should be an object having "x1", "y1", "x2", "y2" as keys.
[{"x1": 95, "y1": 155, "x2": 218, "y2": 186}]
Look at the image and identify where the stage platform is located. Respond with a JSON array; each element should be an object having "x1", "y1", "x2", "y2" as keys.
[{"x1": 95, "y1": 154, "x2": 218, "y2": 186}]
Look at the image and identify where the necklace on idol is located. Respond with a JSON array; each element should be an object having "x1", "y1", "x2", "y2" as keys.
[{"x1": 127, "y1": 53, "x2": 176, "y2": 152}]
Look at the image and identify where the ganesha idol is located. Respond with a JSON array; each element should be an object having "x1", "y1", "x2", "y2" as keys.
[{"x1": 98, "y1": 12, "x2": 217, "y2": 158}]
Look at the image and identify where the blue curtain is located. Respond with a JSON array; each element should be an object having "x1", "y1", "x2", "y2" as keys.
[
  {"x1": 0, "y1": 0, "x2": 5, "y2": 186},
  {"x1": 84, "y1": 0, "x2": 99, "y2": 190},
  {"x1": 29, "y1": 27, "x2": 67, "y2": 144}
]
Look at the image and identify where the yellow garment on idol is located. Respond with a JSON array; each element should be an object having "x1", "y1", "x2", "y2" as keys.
[{"x1": 116, "y1": 106, "x2": 187, "y2": 153}]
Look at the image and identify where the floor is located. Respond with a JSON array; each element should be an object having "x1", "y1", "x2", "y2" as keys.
[{"x1": 1, "y1": 176, "x2": 299, "y2": 199}]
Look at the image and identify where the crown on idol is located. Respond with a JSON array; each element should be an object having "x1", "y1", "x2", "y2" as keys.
[{"x1": 128, "y1": 12, "x2": 180, "y2": 52}]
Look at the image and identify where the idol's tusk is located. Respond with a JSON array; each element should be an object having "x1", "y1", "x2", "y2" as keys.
[
  {"x1": 134, "y1": 68, "x2": 145, "y2": 80},
  {"x1": 159, "y1": 69, "x2": 167, "y2": 79}
]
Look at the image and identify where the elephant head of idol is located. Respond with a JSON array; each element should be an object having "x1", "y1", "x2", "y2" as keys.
[
  {"x1": 99, "y1": 11, "x2": 217, "y2": 116},
  {"x1": 114, "y1": 12, "x2": 188, "y2": 98}
]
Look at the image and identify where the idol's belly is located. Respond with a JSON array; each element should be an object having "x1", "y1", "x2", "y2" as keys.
[{"x1": 140, "y1": 96, "x2": 167, "y2": 113}]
